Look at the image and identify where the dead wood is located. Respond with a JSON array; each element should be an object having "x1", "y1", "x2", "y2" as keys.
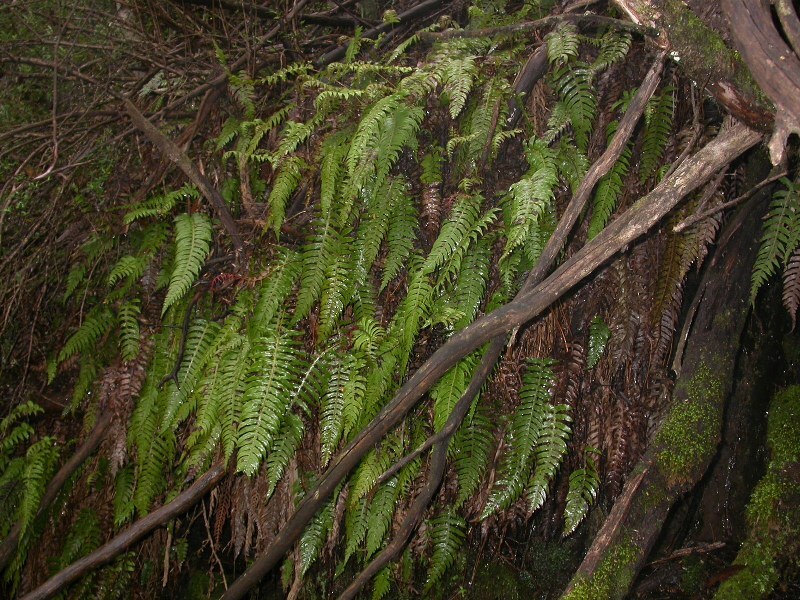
[
  {"x1": 19, "y1": 461, "x2": 226, "y2": 600},
  {"x1": 220, "y1": 120, "x2": 761, "y2": 600},
  {"x1": 0, "y1": 411, "x2": 112, "y2": 571}
]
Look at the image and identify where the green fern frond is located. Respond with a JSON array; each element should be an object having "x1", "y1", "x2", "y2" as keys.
[
  {"x1": 380, "y1": 190, "x2": 418, "y2": 290},
  {"x1": 258, "y1": 62, "x2": 312, "y2": 86},
  {"x1": 118, "y1": 299, "x2": 141, "y2": 362},
  {"x1": 783, "y1": 248, "x2": 800, "y2": 329},
  {"x1": 228, "y1": 71, "x2": 256, "y2": 117},
  {"x1": 588, "y1": 141, "x2": 631, "y2": 238},
  {"x1": 56, "y1": 508, "x2": 102, "y2": 569},
  {"x1": 526, "y1": 401, "x2": 572, "y2": 513},
  {"x1": 299, "y1": 491, "x2": 336, "y2": 575},
  {"x1": 252, "y1": 249, "x2": 301, "y2": 334},
  {"x1": 590, "y1": 30, "x2": 632, "y2": 73},
  {"x1": 321, "y1": 353, "x2": 363, "y2": 462},
  {"x1": 546, "y1": 64, "x2": 597, "y2": 152},
  {"x1": 555, "y1": 136, "x2": 590, "y2": 194},
  {"x1": 18, "y1": 436, "x2": 60, "y2": 540},
  {"x1": 162, "y1": 212, "x2": 212, "y2": 316},
  {"x1": 357, "y1": 177, "x2": 409, "y2": 277},
  {"x1": 123, "y1": 184, "x2": 199, "y2": 225},
  {"x1": 482, "y1": 358, "x2": 558, "y2": 518},
  {"x1": 236, "y1": 327, "x2": 305, "y2": 476},
  {"x1": 107, "y1": 255, "x2": 145, "y2": 288},
  {"x1": 63, "y1": 264, "x2": 86, "y2": 302},
  {"x1": 0, "y1": 401, "x2": 43, "y2": 468},
  {"x1": 273, "y1": 116, "x2": 323, "y2": 162},
  {"x1": 318, "y1": 235, "x2": 356, "y2": 342},
  {"x1": 563, "y1": 452, "x2": 600, "y2": 536},
  {"x1": 266, "y1": 155, "x2": 307, "y2": 236},
  {"x1": 442, "y1": 55, "x2": 478, "y2": 119},
  {"x1": 372, "y1": 565, "x2": 392, "y2": 600},
  {"x1": 365, "y1": 477, "x2": 400, "y2": 558},
  {"x1": 422, "y1": 193, "x2": 483, "y2": 276},
  {"x1": 216, "y1": 116, "x2": 242, "y2": 151},
  {"x1": 58, "y1": 305, "x2": 115, "y2": 364},
  {"x1": 160, "y1": 318, "x2": 221, "y2": 432},
  {"x1": 546, "y1": 22, "x2": 580, "y2": 65},
  {"x1": 587, "y1": 315, "x2": 611, "y2": 369},
  {"x1": 295, "y1": 209, "x2": 342, "y2": 321},
  {"x1": 318, "y1": 131, "x2": 350, "y2": 219},
  {"x1": 345, "y1": 26, "x2": 365, "y2": 63},
  {"x1": 430, "y1": 353, "x2": 478, "y2": 432},
  {"x1": 453, "y1": 408, "x2": 493, "y2": 508},
  {"x1": 424, "y1": 511, "x2": 466, "y2": 591},
  {"x1": 113, "y1": 465, "x2": 136, "y2": 528},
  {"x1": 265, "y1": 412, "x2": 304, "y2": 498},
  {"x1": 639, "y1": 87, "x2": 675, "y2": 183},
  {"x1": 751, "y1": 177, "x2": 800, "y2": 304}
]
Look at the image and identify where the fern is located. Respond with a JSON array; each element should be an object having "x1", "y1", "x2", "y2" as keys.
[
  {"x1": 54, "y1": 508, "x2": 102, "y2": 570},
  {"x1": 380, "y1": 190, "x2": 418, "y2": 290},
  {"x1": 483, "y1": 358, "x2": 558, "y2": 517},
  {"x1": 113, "y1": 465, "x2": 136, "y2": 528},
  {"x1": 266, "y1": 155, "x2": 306, "y2": 236},
  {"x1": 372, "y1": 565, "x2": 392, "y2": 600},
  {"x1": 422, "y1": 192, "x2": 485, "y2": 278},
  {"x1": 430, "y1": 353, "x2": 478, "y2": 432},
  {"x1": 117, "y1": 299, "x2": 141, "y2": 362},
  {"x1": 442, "y1": 55, "x2": 478, "y2": 119},
  {"x1": 562, "y1": 451, "x2": 600, "y2": 536},
  {"x1": 424, "y1": 511, "x2": 466, "y2": 591},
  {"x1": 18, "y1": 437, "x2": 60, "y2": 540},
  {"x1": 587, "y1": 315, "x2": 611, "y2": 369},
  {"x1": 123, "y1": 184, "x2": 199, "y2": 225},
  {"x1": 546, "y1": 63, "x2": 597, "y2": 152},
  {"x1": 265, "y1": 411, "x2": 303, "y2": 498},
  {"x1": 546, "y1": 22, "x2": 580, "y2": 66},
  {"x1": 57, "y1": 305, "x2": 115, "y2": 364},
  {"x1": 365, "y1": 477, "x2": 400, "y2": 558},
  {"x1": 236, "y1": 326, "x2": 305, "y2": 476},
  {"x1": 751, "y1": 177, "x2": 800, "y2": 304},
  {"x1": 0, "y1": 401, "x2": 43, "y2": 471},
  {"x1": 62, "y1": 263, "x2": 86, "y2": 302},
  {"x1": 299, "y1": 491, "x2": 336, "y2": 575},
  {"x1": 252, "y1": 249, "x2": 301, "y2": 334},
  {"x1": 526, "y1": 401, "x2": 572, "y2": 513},
  {"x1": 784, "y1": 248, "x2": 800, "y2": 329},
  {"x1": 590, "y1": 30, "x2": 632, "y2": 73},
  {"x1": 162, "y1": 212, "x2": 212, "y2": 316},
  {"x1": 639, "y1": 87, "x2": 675, "y2": 183}
]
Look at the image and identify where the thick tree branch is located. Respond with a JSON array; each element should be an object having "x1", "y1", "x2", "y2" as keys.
[
  {"x1": 221, "y1": 121, "x2": 761, "y2": 600},
  {"x1": 20, "y1": 462, "x2": 226, "y2": 600}
]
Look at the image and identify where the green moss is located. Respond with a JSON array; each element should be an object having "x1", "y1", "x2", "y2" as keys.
[
  {"x1": 654, "y1": 363, "x2": 723, "y2": 482},
  {"x1": 713, "y1": 386, "x2": 800, "y2": 600},
  {"x1": 562, "y1": 541, "x2": 638, "y2": 600}
]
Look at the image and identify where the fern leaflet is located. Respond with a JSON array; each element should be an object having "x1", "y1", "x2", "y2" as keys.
[{"x1": 162, "y1": 213, "x2": 212, "y2": 316}]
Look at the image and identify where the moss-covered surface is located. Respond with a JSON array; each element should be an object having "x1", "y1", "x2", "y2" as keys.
[
  {"x1": 653, "y1": 362, "x2": 723, "y2": 486},
  {"x1": 561, "y1": 541, "x2": 639, "y2": 600},
  {"x1": 713, "y1": 385, "x2": 800, "y2": 599}
]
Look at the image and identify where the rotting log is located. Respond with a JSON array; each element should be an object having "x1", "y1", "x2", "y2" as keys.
[{"x1": 560, "y1": 160, "x2": 770, "y2": 600}]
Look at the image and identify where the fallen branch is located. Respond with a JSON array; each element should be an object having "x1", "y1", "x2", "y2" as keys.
[
  {"x1": 122, "y1": 98, "x2": 243, "y2": 253},
  {"x1": 0, "y1": 411, "x2": 112, "y2": 571},
  {"x1": 221, "y1": 117, "x2": 761, "y2": 600},
  {"x1": 20, "y1": 461, "x2": 226, "y2": 600}
]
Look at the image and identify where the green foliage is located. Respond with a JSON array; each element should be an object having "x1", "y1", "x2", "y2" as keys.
[
  {"x1": 442, "y1": 55, "x2": 478, "y2": 119},
  {"x1": 751, "y1": 177, "x2": 800, "y2": 326},
  {"x1": 162, "y1": 213, "x2": 212, "y2": 316},
  {"x1": 424, "y1": 511, "x2": 466, "y2": 591},
  {"x1": 587, "y1": 315, "x2": 611, "y2": 369},
  {"x1": 546, "y1": 23, "x2": 580, "y2": 66},
  {"x1": 639, "y1": 87, "x2": 674, "y2": 183},
  {"x1": 117, "y1": 300, "x2": 141, "y2": 362},
  {"x1": 266, "y1": 155, "x2": 306, "y2": 235},
  {"x1": 123, "y1": 184, "x2": 200, "y2": 225},
  {"x1": 563, "y1": 451, "x2": 600, "y2": 536},
  {"x1": 483, "y1": 358, "x2": 569, "y2": 517},
  {"x1": 299, "y1": 491, "x2": 336, "y2": 575},
  {"x1": 57, "y1": 305, "x2": 116, "y2": 366}
]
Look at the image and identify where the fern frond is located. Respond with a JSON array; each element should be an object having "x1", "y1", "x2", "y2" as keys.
[
  {"x1": 751, "y1": 177, "x2": 800, "y2": 303},
  {"x1": 380, "y1": 190, "x2": 418, "y2": 290},
  {"x1": 299, "y1": 491, "x2": 336, "y2": 575},
  {"x1": 562, "y1": 452, "x2": 600, "y2": 536},
  {"x1": 319, "y1": 131, "x2": 350, "y2": 218},
  {"x1": 265, "y1": 411, "x2": 303, "y2": 498},
  {"x1": 258, "y1": 62, "x2": 312, "y2": 86},
  {"x1": 422, "y1": 193, "x2": 483, "y2": 276},
  {"x1": 639, "y1": 87, "x2": 675, "y2": 183},
  {"x1": 162, "y1": 213, "x2": 212, "y2": 316},
  {"x1": 588, "y1": 142, "x2": 631, "y2": 238},
  {"x1": 441, "y1": 55, "x2": 478, "y2": 119},
  {"x1": 424, "y1": 511, "x2": 466, "y2": 591},
  {"x1": 546, "y1": 64, "x2": 597, "y2": 152},
  {"x1": 590, "y1": 30, "x2": 632, "y2": 73},
  {"x1": 266, "y1": 155, "x2": 307, "y2": 236},
  {"x1": 113, "y1": 465, "x2": 136, "y2": 528},
  {"x1": 18, "y1": 437, "x2": 60, "y2": 540},
  {"x1": 123, "y1": 184, "x2": 199, "y2": 225},
  {"x1": 56, "y1": 508, "x2": 102, "y2": 569},
  {"x1": 372, "y1": 565, "x2": 392, "y2": 600},
  {"x1": 482, "y1": 358, "x2": 558, "y2": 517},
  {"x1": 546, "y1": 22, "x2": 580, "y2": 65},
  {"x1": 430, "y1": 353, "x2": 478, "y2": 432},
  {"x1": 107, "y1": 255, "x2": 147, "y2": 288},
  {"x1": 236, "y1": 327, "x2": 305, "y2": 476},
  {"x1": 587, "y1": 315, "x2": 611, "y2": 369},
  {"x1": 118, "y1": 299, "x2": 141, "y2": 362},
  {"x1": 526, "y1": 401, "x2": 572, "y2": 513},
  {"x1": 318, "y1": 234, "x2": 356, "y2": 342},
  {"x1": 58, "y1": 305, "x2": 115, "y2": 364},
  {"x1": 365, "y1": 477, "x2": 400, "y2": 558},
  {"x1": 296, "y1": 209, "x2": 342, "y2": 321},
  {"x1": 62, "y1": 264, "x2": 86, "y2": 302}
]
